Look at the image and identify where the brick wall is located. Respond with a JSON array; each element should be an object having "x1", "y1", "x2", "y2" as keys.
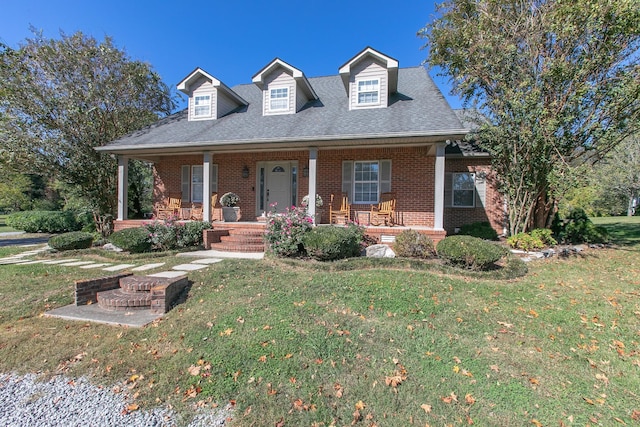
[
  {"x1": 75, "y1": 273, "x2": 133, "y2": 306},
  {"x1": 443, "y1": 159, "x2": 505, "y2": 235},
  {"x1": 150, "y1": 276, "x2": 189, "y2": 314},
  {"x1": 152, "y1": 147, "x2": 502, "y2": 231}
]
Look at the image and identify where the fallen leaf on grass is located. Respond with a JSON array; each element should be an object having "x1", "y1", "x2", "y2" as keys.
[
  {"x1": 420, "y1": 403, "x2": 432, "y2": 413},
  {"x1": 465, "y1": 394, "x2": 476, "y2": 405},
  {"x1": 219, "y1": 328, "x2": 233, "y2": 336},
  {"x1": 530, "y1": 419, "x2": 542, "y2": 427},
  {"x1": 188, "y1": 365, "x2": 201, "y2": 376}
]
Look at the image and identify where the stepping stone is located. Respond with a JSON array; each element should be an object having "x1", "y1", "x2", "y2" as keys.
[
  {"x1": 0, "y1": 259, "x2": 32, "y2": 265},
  {"x1": 102, "y1": 264, "x2": 136, "y2": 272},
  {"x1": 132, "y1": 263, "x2": 165, "y2": 272},
  {"x1": 60, "y1": 261, "x2": 97, "y2": 267},
  {"x1": 42, "y1": 259, "x2": 78, "y2": 265},
  {"x1": 191, "y1": 258, "x2": 223, "y2": 265},
  {"x1": 80, "y1": 263, "x2": 112, "y2": 269},
  {"x1": 16, "y1": 260, "x2": 45, "y2": 265},
  {"x1": 148, "y1": 271, "x2": 187, "y2": 278},
  {"x1": 172, "y1": 263, "x2": 207, "y2": 271}
]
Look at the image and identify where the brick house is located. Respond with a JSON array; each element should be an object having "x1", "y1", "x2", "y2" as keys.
[{"x1": 98, "y1": 47, "x2": 504, "y2": 241}]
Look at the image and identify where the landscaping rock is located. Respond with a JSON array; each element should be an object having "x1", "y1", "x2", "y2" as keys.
[{"x1": 366, "y1": 244, "x2": 395, "y2": 258}]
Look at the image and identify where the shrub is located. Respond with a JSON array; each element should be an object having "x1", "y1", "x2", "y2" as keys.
[
  {"x1": 530, "y1": 228, "x2": 557, "y2": 246},
  {"x1": 6, "y1": 210, "x2": 79, "y2": 233},
  {"x1": 220, "y1": 192, "x2": 240, "y2": 207},
  {"x1": 48, "y1": 231, "x2": 94, "y2": 251},
  {"x1": 436, "y1": 235, "x2": 506, "y2": 270},
  {"x1": 178, "y1": 221, "x2": 212, "y2": 248},
  {"x1": 264, "y1": 205, "x2": 313, "y2": 257},
  {"x1": 302, "y1": 223, "x2": 364, "y2": 261},
  {"x1": 558, "y1": 208, "x2": 609, "y2": 244},
  {"x1": 506, "y1": 232, "x2": 545, "y2": 251},
  {"x1": 393, "y1": 229, "x2": 435, "y2": 259},
  {"x1": 109, "y1": 227, "x2": 152, "y2": 253},
  {"x1": 458, "y1": 221, "x2": 499, "y2": 240}
]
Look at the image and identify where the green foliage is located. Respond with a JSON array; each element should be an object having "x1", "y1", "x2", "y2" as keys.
[
  {"x1": 264, "y1": 206, "x2": 313, "y2": 257},
  {"x1": 530, "y1": 228, "x2": 557, "y2": 246},
  {"x1": 507, "y1": 232, "x2": 545, "y2": 251},
  {"x1": 393, "y1": 229, "x2": 436, "y2": 259},
  {"x1": 48, "y1": 231, "x2": 94, "y2": 251},
  {"x1": 558, "y1": 208, "x2": 609, "y2": 244},
  {"x1": 108, "y1": 227, "x2": 152, "y2": 253},
  {"x1": 458, "y1": 221, "x2": 498, "y2": 240},
  {"x1": 436, "y1": 235, "x2": 506, "y2": 270},
  {"x1": 421, "y1": 0, "x2": 640, "y2": 234},
  {"x1": 0, "y1": 172, "x2": 30, "y2": 213},
  {"x1": 145, "y1": 218, "x2": 212, "y2": 251},
  {"x1": 220, "y1": 192, "x2": 240, "y2": 207},
  {"x1": 6, "y1": 210, "x2": 79, "y2": 233},
  {"x1": 301, "y1": 224, "x2": 365, "y2": 261},
  {"x1": 0, "y1": 30, "x2": 175, "y2": 217}
]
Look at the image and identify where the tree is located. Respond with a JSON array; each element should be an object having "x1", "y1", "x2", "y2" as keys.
[
  {"x1": 593, "y1": 134, "x2": 640, "y2": 216},
  {"x1": 420, "y1": 0, "x2": 640, "y2": 234},
  {"x1": 0, "y1": 30, "x2": 175, "y2": 229}
]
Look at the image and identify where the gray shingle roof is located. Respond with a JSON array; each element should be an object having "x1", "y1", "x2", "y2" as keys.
[{"x1": 99, "y1": 66, "x2": 467, "y2": 153}]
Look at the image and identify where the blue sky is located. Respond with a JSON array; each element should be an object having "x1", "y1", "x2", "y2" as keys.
[{"x1": 0, "y1": 0, "x2": 461, "y2": 110}]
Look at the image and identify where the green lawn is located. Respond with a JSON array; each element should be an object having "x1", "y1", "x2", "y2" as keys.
[
  {"x1": 0, "y1": 214, "x2": 18, "y2": 233},
  {"x1": 0, "y1": 220, "x2": 639, "y2": 426}
]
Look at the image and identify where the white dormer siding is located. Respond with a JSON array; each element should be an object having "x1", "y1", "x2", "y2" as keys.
[
  {"x1": 188, "y1": 76, "x2": 217, "y2": 121},
  {"x1": 263, "y1": 70, "x2": 297, "y2": 115},
  {"x1": 348, "y1": 58, "x2": 388, "y2": 110},
  {"x1": 177, "y1": 68, "x2": 248, "y2": 122}
]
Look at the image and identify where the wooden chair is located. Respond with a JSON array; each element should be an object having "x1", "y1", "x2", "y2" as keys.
[
  {"x1": 370, "y1": 192, "x2": 396, "y2": 226},
  {"x1": 329, "y1": 193, "x2": 351, "y2": 224},
  {"x1": 190, "y1": 203, "x2": 203, "y2": 221},
  {"x1": 156, "y1": 195, "x2": 182, "y2": 219},
  {"x1": 210, "y1": 193, "x2": 221, "y2": 221}
]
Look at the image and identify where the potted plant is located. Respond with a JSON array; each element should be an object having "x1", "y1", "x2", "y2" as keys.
[
  {"x1": 220, "y1": 192, "x2": 241, "y2": 222},
  {"x1": 301, "y1": 194, "x2": 323, "y2": 223}
]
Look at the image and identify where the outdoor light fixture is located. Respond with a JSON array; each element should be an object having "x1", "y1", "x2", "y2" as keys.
[
  {"x1": 302, "y1": 165, "x2": 309, "y2": 177},
  {"x1": 242, "y1": 165, "x2": 249, "y2": 178}
]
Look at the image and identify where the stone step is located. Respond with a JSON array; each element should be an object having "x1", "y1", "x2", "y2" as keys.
[
  {"x1": 226, "y1": 228, "x2": 265, "y2": 237},
  {"x1": 97, "y1": 288, "x2": 152, "y2": 311}
]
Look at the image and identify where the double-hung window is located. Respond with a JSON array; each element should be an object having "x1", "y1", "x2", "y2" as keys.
[
  {"x1": 354, "y1": 161, "x2": 379, "y2": 204},
  {"x1": 193, "y1": 95, "x2": 211, "y2": 118},
  {"x1": 181, "y1": 164, "x2": 218, "y2": 204},
  {"x1": 357, "y1": 79, "x2": 379, "y2": 105},
  {"x1": 452, "y1": 172, "x2": 475, "y2": 207},
  {"x1": 191, "y1": 166, "x2": 204, "y2": 203},
  {"x1": 269, "y1": 87, "x2": 288, "y2": 112}
]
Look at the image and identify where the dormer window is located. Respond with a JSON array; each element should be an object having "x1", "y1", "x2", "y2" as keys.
[
  {"x1": 357, "y1": 79, "x2": 380, "y2": 105},
  {"x1": 269, "y1": 88, "x2": 289, "y2": 111},
  {"x1": 194, "y1": 95, "x2": 212, "y2": 118}
]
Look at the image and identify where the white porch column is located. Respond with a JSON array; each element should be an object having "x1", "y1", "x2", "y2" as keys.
[
  {"x1": 203, "y1": 152, "x2": 212, "y2": 222},
  {"x1": 308, "y1": 148, "x2": 318, "y2": 223},
  {"x1": 117, "y1": 155, "x2": 129, "y2": 221},
  {"x1": 433, "y1": 143, "x2": 446, "y2": 230}
]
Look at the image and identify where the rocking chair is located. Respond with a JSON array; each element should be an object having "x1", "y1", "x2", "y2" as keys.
[
  {"x1": 370, "y1": 192, "x2": 396, "y2": 226},
  {"x1": 329, "y1": 193, "x2": 351, "y2": 224}
]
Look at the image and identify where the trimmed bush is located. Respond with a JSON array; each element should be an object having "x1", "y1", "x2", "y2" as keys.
[
  {"x1": 436, "y1": 235, "x2": 506, "y2": 270},
  {"x1": 109, "y1": 227, "x2": 152, "y2": 253},
  {"x1": 48, "y1": 231, "x2": 94, "y2": 251},
  {"x1": 558, "y1": 208, "x2": 609, "y2": 244},
  {"x1": 458, "y1": 221, "x2": 499, "y2": 240},
  {"x1": 6, "y1": 210, "x2": 79, "y2": 233},
  {"x1": 302, "y1": 224, "x2": 364, "y2": 261},
  {"x1": 393, "y1": 229, "x2": 435, "y2": 259}
]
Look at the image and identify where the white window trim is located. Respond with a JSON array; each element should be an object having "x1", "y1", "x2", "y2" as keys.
[
  {"x1": 452, "y1": 172, "x2": 476, "y2": 208},
  {"x1": 192, "y1": 93, "x2": 212, "y2": 119},
  {"x1": 356, "y1": 78, "x2": 380, "y2": 106},
  {"x1": 269, "y1": 87, "x2": 289, "y2": 112},
  {"x1": 191, "y1": 165, "x2": 204, "y2": 203},
  {"x1": 182, "y1": 164, "x2": 218, "y2": 203}
]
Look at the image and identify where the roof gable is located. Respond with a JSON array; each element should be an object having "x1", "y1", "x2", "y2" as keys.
[
  {"x1": 177, "y1": 67, "x2": 248, "y2": 107},
  {"x1": 338, "y1": 47, "x2": 399, "y2": 95},
  {"x1": 252, "y1": 58, "x2": 317, "y2": 100}
]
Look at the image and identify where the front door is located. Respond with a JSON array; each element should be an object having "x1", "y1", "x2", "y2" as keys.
[{"x1": 264, "y1": 162, "x2": 294, "y2": 213}]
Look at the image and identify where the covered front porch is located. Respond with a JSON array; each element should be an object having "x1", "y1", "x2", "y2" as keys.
[{"x1": 113, "y1": 143, "x2": 449, "y2": 235}]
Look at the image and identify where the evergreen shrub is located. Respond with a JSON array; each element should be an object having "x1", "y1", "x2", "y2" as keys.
[
  {"x1": 48, "y1": 231, "x2": 94, "y2": 251},
  {"x1": 393, "y1": 229, "x2": 435, "y2": 259},
  {"x1": 6, "y1": 210, "x2": 79, "y2": 233},
  {"x1": 436, "y1": 235, "x2": 506, "y2": 270},
  {"x1": 302, "y1": 224, "x2": 364, "y2": 261},
  {"x1": 109, "y1": 227, "x2": 152, "y2": 253}
]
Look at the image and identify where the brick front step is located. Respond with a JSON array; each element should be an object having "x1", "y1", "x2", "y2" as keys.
[
  {"x1": 97, "y1": 288, "x2": 152, "y2": 311},
  {"x1": 210, "y1": 242, "x2": 265, "y2": 252},
  {"x1": 119, "y1": 276, "x2": 168, "y2": 293},
  {"x1": 220, "y1": 235, "x2": 265, "y2": 244},
  {"x1": 227, "y1": 229, "x2": 266, "y2": 237}
]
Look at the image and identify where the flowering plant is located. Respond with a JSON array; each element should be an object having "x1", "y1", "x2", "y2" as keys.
[
  {"x1": 301, "y1": 194, "x2": 323, "y2": 208},
  {"x1": 264, "y1": 203, "x2": 313, "y2": 257},
  {"x1": 220, "y1": 192, "x2": 240, "y2": 207}
]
